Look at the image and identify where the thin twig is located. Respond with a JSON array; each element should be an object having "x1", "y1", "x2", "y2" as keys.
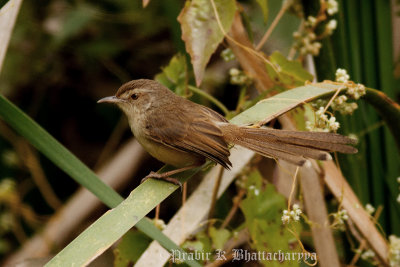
[
  {"x1": 220, "y1": 188, "x2": 246, "y2": 229},
  {"x1": 323, "y1": 85, "x2": 345, "y2": 113},
  {"x1": 205, "y1": 252, "x2": 235, "y2": 267},
  {"x1": 349, "y1": 206, "x2": 383, "y2": 266},
  {"x1": 256, "y1": 1, "x2": 290, "y2": 50},
  {"x1": 287, "y1": 166, "x2": 300, "y2": 209},
  {"x1": 207, "y1": 166, "x2": 224, "y2": 231},
  {"x1": 0, "y1": 122, "x2": 62, "y2": 210},
  {"x1": 155, "y1": 204, "x2": 160, "y2": 221},
  {"x1": 181, "y1": 182, "x2": 188, "y2": 233}
]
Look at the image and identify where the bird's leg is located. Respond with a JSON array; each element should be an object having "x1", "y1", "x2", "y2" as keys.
[{"x1": 141, "y1": 164, "x2": 201, "y2": 187}]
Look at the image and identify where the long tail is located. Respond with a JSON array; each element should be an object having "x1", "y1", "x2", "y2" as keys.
[{"x1": 222, "y1": 125, "x2": 358, "y2": 166}]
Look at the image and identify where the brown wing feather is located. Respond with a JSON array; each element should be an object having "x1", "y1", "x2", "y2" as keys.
[{"x1": 146, "y1": 101, "x2": 232, "y2": 168}]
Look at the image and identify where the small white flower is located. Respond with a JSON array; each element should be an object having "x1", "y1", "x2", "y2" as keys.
[
  {"x1": 283, "y1": 210, "x2": 289, "y2": 215},
  {"x1": 397, "y1": 194, "x2": 400, "y2": 204},
  {"x1": 221, "y1": 48, "x2": 235, "y2": 62},
  {"x1": 397, "y1": 177, "x2": 400, "y2": 184},
  {"x1": 329, "y1": 121, "x2": 340, "y2": 131},
  {"x1": 365, "y1": 204, "x2": 375, "y2": 215},
  {"x1": 305, "y1": 121, "x2": 314, "y2": 131},
  {"x1": 282, "y1": 205, "x2": 302, "y2": 224},
  {"x1": 306, "y1": 16, "x2": 317, "y2": 27},
  {"x1": 308, "y1": 32, "x2": 316, "y2": 40},
  {"x1": 361, "y1": 249, "x2": 375, "y2": 260},
  {"x1": 282, "y1": 214, "x2": 290, "y2": 224},
  {"x1": 336, "y1": 68, "x2": 350, "y2": 83},
  {"x1": 229, "y1": 68, "x2": 240, "y2": 76},
  {"x1": 327, "y1": 0, "x2": 339, "y2": 15},
  {"x1": 326, "y1": 19, "x2": 337, "y2": 35},
  {"x1": 389, "y1": 235, "x2": 400, "y2": 266},
  {"x1": 334, "y1": 95, "x2": 347, "y2": 105},
  {"x1": 316, "y1": 107, "x2": 325, "y2": 116},
  {"x1": 333, "y1": 209, "x2": 348, "y2": 229},
  {"x1": 319, "y1": 113, "x2": 328, "y2": 121}
]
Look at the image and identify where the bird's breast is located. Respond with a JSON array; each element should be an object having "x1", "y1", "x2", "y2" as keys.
[{"x1": 128, "y1": 115, "x2": 204, "y2": 167}]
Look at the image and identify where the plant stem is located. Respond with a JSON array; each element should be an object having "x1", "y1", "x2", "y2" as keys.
[
  {"x1": 188, "y1": 85, "x2": 230, "y2": 116},
  {"x1": 255, "y1": 2, "x2": 289, "y2": 50}
]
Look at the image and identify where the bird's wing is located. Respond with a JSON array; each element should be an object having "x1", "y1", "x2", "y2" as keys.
[{"x1": 146, "y1": 103, "x2": 232, "y2": 169}]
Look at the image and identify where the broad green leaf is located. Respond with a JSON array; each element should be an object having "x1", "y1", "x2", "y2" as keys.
[
  {"x1": 230, "y1": 82, "x2": 340, "y2": 126},
  {"x1": 268, "y1": 51, "x2": 314, "y2": 87},
  {"x1": 113, "y1": 230, "x2": 152, "y2": 267},
  {"x1": 155, "y1": 53, "x2": 188, "y2": 95},
  {"x1": 240, "y1": 171, "x2": 301, "y2": 267},
  {"x1": 256, "y1": 0, "x2": 269, "y2": 22},
  {"x1": 178, "y1": 0, "x2": 236, "y2": 86},
  {"x1": 209, "y1": 226, "x2": 231, "y2": 250}
]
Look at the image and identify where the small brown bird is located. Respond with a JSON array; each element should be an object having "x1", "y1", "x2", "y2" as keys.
[{"x1": 98, "y1": 79, "x2": 357, "y2": 185}]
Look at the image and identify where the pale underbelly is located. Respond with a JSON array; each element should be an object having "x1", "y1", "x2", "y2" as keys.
[{"x1": 138, "y1": 137, "x2": 204, "y2": 167}]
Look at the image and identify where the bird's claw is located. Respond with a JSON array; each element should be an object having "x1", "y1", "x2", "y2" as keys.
[{"x1": 141, "y1": 171, "x2": 183, "y2": 190}]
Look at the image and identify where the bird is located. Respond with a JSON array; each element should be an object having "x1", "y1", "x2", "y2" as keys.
[{"x1": 98, "y1": 79, "x2": 357, "y2": 185}]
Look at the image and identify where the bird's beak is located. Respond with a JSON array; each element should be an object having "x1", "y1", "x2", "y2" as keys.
[{"x1": 97, "y1": 96, "x2": 120, "y2": 104}]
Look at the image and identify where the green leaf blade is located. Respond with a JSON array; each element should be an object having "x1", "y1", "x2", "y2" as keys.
[
  {"x1": 0, "y1": 95, "x2": 123, "y2": 208},
  {"x1": 256, "y1": 0, "x2": 269, "y2": 22}
]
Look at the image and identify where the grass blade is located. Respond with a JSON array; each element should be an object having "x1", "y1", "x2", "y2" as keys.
[
  {"x1": 0, "y1": 95, "x2": 123, "y2": 207},
  {"x1": 0, "y1": 94, "x2": 201, "y2": 266}
]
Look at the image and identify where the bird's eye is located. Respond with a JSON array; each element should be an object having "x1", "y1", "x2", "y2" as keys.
[{"x1": 131, "y1": 93, "x2": 139, "y2": 100}]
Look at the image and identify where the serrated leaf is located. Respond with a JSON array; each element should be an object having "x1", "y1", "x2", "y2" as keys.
[
  {"x1": 178, "y1": 0, "x2": 236, "y2": 86},
  {"x1": 256, "y1": 0, "x2": 269, "y2": 22},
  {"x1": 113, "y1": 230, "x2": 152, "y2": 267},
  {"x1": 240, "y1": 171, "x2": 301, "y2": 267},
  {"x1": 209, "y1": 226, "x2": 231, "y2": 250},
  {"x1": 269, "y1": 51, "x2": 314, "y2": 86}
]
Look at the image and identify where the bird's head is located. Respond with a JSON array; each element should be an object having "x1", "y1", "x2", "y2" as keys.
[{"x1": 97, "y1": 79, "x2": 171, "y2": 115}]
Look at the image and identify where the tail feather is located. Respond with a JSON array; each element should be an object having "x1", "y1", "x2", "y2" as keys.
[
  {"x1": 222, "y1": 125, "x2": 357, "y2": 166},
  {"x1": 234, "y1": 138, "x2": 307, "y2": 166},
  {"x1": 240, "y1": 136, "x2": 331, "y2": 160}
]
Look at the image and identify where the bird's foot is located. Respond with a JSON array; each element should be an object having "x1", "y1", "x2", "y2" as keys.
[{"x1": 141, "y1": 171, "x2": 183, "y2": 189}]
